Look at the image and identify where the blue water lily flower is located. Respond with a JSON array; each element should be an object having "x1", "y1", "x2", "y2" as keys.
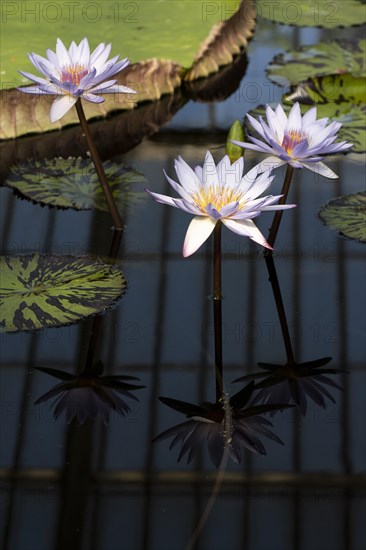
[
  {"x1": 231, "y1": 103, "x2": 352, "y2": 178},
  {"x1": 18, "y1": 38, "x2": 136, "y2": 122},
  {"x1": 146, "y1": 152, "x2": 296, "y2": 256}
]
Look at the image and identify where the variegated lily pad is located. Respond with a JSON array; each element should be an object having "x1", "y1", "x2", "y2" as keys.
[
  {"x1": 0, "y1": 254, "x2": 127, "y2": 333},
  {"x1": 256, "y1": 0, "x2": 366, "y2": 28},
  {"x1": 286, "y1": 74, "x2": 365, "y2": 106},
  {"x1": 4, "y1": 158, "x2": 146, "y2": 211},
  {"x1": 267, "y1": 39, "x2": 366, "y2": 86},
  {"x1": 318, "y1": 192, "x2": 366, "y2": 243}
]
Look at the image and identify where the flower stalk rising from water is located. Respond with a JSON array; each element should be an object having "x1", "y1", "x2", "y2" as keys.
[
  {"x1": 146, "y1": 152, "x2": 296, "y2": 256},
  {"x1": 18, "y1": 37, "x2": 136, "y2": 122}
]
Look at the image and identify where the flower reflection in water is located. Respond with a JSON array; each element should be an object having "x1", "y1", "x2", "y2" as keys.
[
  {"x1": 235, "y1": 357, "x2": 343, "y2": 416},
  {"x1": 154, "y1": 382, "x2": 290, "y2": 467},
  {"x1": 34, "y1": 362, "x2": 144, "y2": 424}
]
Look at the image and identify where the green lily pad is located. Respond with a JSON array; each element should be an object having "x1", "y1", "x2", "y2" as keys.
[
  {"x1": 318, "y1": 192, "x2": 366, "y2": 243},
  {"x1": 267, "y1": 39, "x2": 366, "y2": 87},
  {"x1": 4, "y1": 158, "x2": 146, "y2": 211},
  {"x1": 2, "y1": 0, "x2": 254, "y2": 87},
  {"x1": 247, "y1": 102, "x2": 366, "y2": 154},
  {"x1": 286, "y1": 74, "x2": 365, "y2": 105},
  {"x1": 0, "y1": 1, "x2": 256, "y2": 139},
  {"x1": 0, "y1": 254, "x2": 127, "y2": 333},
  {"x1": 256, "y1": 0, "x2": 366, "y2": 28}
]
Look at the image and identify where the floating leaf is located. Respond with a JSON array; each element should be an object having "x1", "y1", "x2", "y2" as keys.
[
  {"x1": 1, "y1": 1, "x2": 255, "y2": 139},
  {"x1": 4, "y1": 158, "x2": 146, "y2": 211},
  {"x1": 247, "y1": 103, "x2": 366, "y2": 153},
  {"x1": 3, "y1": 0, "x2": 249, "y2": 87},
  {"x1": 183, "y1": 0, "x2": 255, "y2": 81},
  {"x1": 0, "y1": 91, "x2": 188, "y2": 182},
  {"x1": 318, "y1": 192, "x2": 366, "y2": 243},
  {"x1": 256, "y1": 0, "x2": 366, "y2": 28},
  {"x1": 0, "y1": 254, "x2": 126, "y2": 333},
  {"x1": 286, "y1": 74, "x2": 365, "y2": 105},
  {"x1": 267, "y1": 39, "x2": 366, "y2": 86}
]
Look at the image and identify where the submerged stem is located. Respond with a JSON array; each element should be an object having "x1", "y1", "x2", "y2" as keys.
[
  {"x1": 74, "y1": 99, "x2": 123, "y2": 230},
  {"x1": 267, "y1": 164, "x2": 294, "y2": 248},
  {"x1": 213, "y1": 222, "x2": 223, "y2": 400}
]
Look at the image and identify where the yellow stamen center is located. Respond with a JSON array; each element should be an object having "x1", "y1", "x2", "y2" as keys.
[
  {"x1": 61, "y1": 65, "x2": 89, "y2": 86},
  {"x1": 192, "y1": 186, "x2": 243, "y2": 213},
  {"x1": 281, "y1": 129, "x2": 307, "y2": 155}
]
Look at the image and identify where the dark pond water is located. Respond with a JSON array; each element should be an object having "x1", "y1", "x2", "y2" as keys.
[{"x1": 1, "y1": 16, "x2": 365, "y2": 550}]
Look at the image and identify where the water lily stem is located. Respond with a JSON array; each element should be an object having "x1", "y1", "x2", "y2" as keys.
[
  {"x1": 75, "y1": 99, "x2": 123, "y2": 230},
  {"x1": 267, "y1": 164, "x2": 294, "y2": 248},
  {"x1": 264, "y1": 253, "x2": 295, "y2": 364},
  {"x1": 213, "y1": 221, "x2": 223, "y2": 401}
]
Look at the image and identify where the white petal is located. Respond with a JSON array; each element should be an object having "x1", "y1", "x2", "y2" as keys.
[
  {"x1": 218, "y1": 201, "x2": 239, "y2": 217},
  {"x1": 46, "y1": 48, "x2": 59, "y2": 67},
  {"x1": 266, "y1": 105, "x2": 284, "y2": 143},
  {"x1": 246, "y1": 113, "x2": 268, "y2": 140},
  {"x1": 82, "y1": 93, "x2": 105, "y2": 103},
  {"x1": 78, "y1": 38, "x2": 90, "y2": 66},
  {"x1": 56, "y1": 38, "x2": 71, "y2": 67},
  {"x1": 287, "y1": 102, "x2": 302, "y2": 130},
  {"x1": 302, "y1": 106, "x2": 317, "y2": 127},
  {"x1": 260, "y1": 204, "x2": 297, "y2": 211},
  {"x1": 219, "y1": 155, "x2": 243, "y2": 189},
  {"x1": 49, "y1": 96, "x2": 77, "y2": 122},
  {"x1": 146, "y1": 189, "x2": 181, "y2": 208},
  {"x1": 68, "y1": 41, "x2": 78, "y2": 59},
  {"x1": 183, "y1": 216, "x2": 216, "y2": 257},
  {"x1": 230, "y1": 138, "x2": 274, "y2": 155},
  {"x1": 91, "y1": 43, "x2": 111, "y2": 67},
  {"x1": 18, "y1": 70, "x2": 50, "y2": 86},
  {"x1": 95, "y1": 85, "x2": 137, "y2": 94},
  {"x1": 175, "y1": 156, "x2": 201, "y2": 193},
  {"x1": 163, "y1": 171, "x2": 193, "y2": 202},
  {"x1": 202, "y1": 151, "x2": 219, "y2": 190},
  {"x1": 243, "y1": 173, "x2": 275, "y2": 201},
  {"x1": 274, "y1": 104, "x2": 288, "y2": 128},
  {"x1": 254, "y1": 156, "x2": 286, "y2": 173},
  {"x1": 18, "y1": 85, "x2": 52, "y2": 95},
  {"x1": 301, "y1": 161, "x2": 338, "y2": 179},
  {"x1": 222, "y1": 219, "x2": 272, "y2": 249}
]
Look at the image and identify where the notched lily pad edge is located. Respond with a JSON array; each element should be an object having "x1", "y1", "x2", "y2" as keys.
[{"x1": 0, "y1": 253, "x2": 128, "y2": 334}]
